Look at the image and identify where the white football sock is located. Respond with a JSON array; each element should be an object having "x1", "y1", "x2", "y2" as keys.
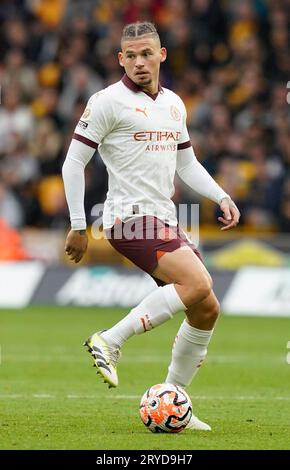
[
  {"x1": 101, "y1": 284, "x2": 185, "y2": 348},
  {"x1": 165, "y1": 320, "x2": 214, "y2": 388}
]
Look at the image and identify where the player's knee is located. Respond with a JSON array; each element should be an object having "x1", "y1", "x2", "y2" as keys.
[
  {"x1": 212, "y1": 297, "x2": 220, "y2": 320},
  {"x1": 206, "y1": 273, "x2": 213, "y2": 289},
  {"x1": 185, "y1": 277, "x2": 212, "y2": 305},
  {"x1": 204, "y1": 296, "x2": 220, "y2": 323},
  {"x1": 196, "y1": 281, "x2": 212, "y2": 303}
]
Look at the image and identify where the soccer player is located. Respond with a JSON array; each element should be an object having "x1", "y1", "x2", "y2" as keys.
[{"x1": 62, "y1": 22, "x2": 240, "y2": 431}]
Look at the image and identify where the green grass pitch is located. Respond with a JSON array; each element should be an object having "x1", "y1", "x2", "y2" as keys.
[{"x1": 1, "y1": 306, "x2": 290, "y2": 450}]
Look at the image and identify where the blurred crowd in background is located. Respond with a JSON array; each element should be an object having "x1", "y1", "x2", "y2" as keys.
[{"x1": 0, "y1": 0, "x2": 290, "y2": 235}]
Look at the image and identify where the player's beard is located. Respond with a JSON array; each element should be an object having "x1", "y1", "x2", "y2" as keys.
[{"x1": 135, "y1": 75, "x2": 151, "y2": 86}]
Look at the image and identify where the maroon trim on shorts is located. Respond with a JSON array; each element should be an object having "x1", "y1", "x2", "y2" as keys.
[
  {"x1": 177, "y1": 140, "x2": 191, "y2": 150},
  {"x1": 73, "y1": 133, "x2": 99, "y2": 149},
  {"x1": 105, "y1": 216, "x2": 202, "y2": 285}
]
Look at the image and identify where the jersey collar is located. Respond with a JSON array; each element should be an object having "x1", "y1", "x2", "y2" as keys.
[{"x1": 121, "y1": 74, "x2": 163, "y2": 101}]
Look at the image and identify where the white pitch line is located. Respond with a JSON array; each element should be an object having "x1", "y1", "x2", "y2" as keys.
[
  {"x1": 67, "y1": 394, "x2": 99, "y2": 399},
  {"x1": 0, "y1": 394, "x2": 22, "y2": 398},
  {"x1": 0, "y1": 394, "x2": 290, "y2": 401},
  {"x1": 110, "y1": 395, "x2": 290, "y2": 401},
  {"x1": 33, "y1": 394, "x2": 54, "y2": 398},
  {"x1": 1, "y1": 354, "x2": 286, "y2": 364}
]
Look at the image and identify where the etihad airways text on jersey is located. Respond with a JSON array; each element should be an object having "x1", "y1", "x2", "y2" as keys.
[{"x1": 134, "y1": 131, "x2": 181, "y2": 141}]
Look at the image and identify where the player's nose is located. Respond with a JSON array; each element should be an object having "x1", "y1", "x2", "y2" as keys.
[{"x1": 135, "y1": 56, "x2": 144, "y2": 67}]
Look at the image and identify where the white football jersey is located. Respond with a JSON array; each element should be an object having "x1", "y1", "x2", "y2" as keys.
[{"x1": 73, "y1": 75, "x2": 191, "y2": 229}]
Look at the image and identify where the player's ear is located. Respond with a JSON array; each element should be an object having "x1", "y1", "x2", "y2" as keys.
[
  {"x1": 160, "y1": 47, "x2": 167, "y2": 63},
  {"x1": 118, "y1": 52, "x2": 124, "y2": 67}
]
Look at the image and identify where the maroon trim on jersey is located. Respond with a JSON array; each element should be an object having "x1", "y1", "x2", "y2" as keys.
[
  {"x1": 73, "y1": 133, "x2": 99, "y2": 149},
  {"x1": 177, "y1": 140, "x2": 191, "y2": 150},
  {"x1": 121, "y1": 74, "x2": 162, "y2": 101}
]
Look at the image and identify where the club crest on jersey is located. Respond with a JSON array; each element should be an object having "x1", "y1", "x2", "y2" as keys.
[{"x1": 170, "y1": 105, "x2": 181, "y2": 121}]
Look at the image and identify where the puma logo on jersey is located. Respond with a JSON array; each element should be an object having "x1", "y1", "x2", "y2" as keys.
[{"x1": 135, "y1": 107, "x2": 148, "y2": 117}]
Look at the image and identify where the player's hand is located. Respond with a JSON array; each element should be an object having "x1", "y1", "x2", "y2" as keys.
[
  {"x1": 65, "y1": 229, "x2": 88, "y2": 263},
  {"x1": 218, "y1": 197, "x2": 240, "y2": 231}
]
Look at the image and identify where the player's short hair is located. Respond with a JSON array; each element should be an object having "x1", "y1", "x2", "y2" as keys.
[{"x1": 121, "y1": 22, "x2": 161, "y2": 46}]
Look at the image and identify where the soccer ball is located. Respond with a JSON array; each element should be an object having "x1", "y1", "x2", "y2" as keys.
[{"x1": 139, "y1": 383, "x2": 192, "y2": 433}]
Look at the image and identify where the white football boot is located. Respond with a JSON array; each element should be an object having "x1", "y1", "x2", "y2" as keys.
[
  {"x1": 186, "y1": 413, "x2": 212, "y2": 431},
  {"x1": 84, "y1": 332, "x2": 121, "y2": 388}
]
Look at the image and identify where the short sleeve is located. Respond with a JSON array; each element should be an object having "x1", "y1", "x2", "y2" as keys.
[
  {"x1": 177, "y1": 100, "x2": 191, "y2": 151},
  {"x1": 72, "y1": 91, "x2": 115, "y2": 149}
]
